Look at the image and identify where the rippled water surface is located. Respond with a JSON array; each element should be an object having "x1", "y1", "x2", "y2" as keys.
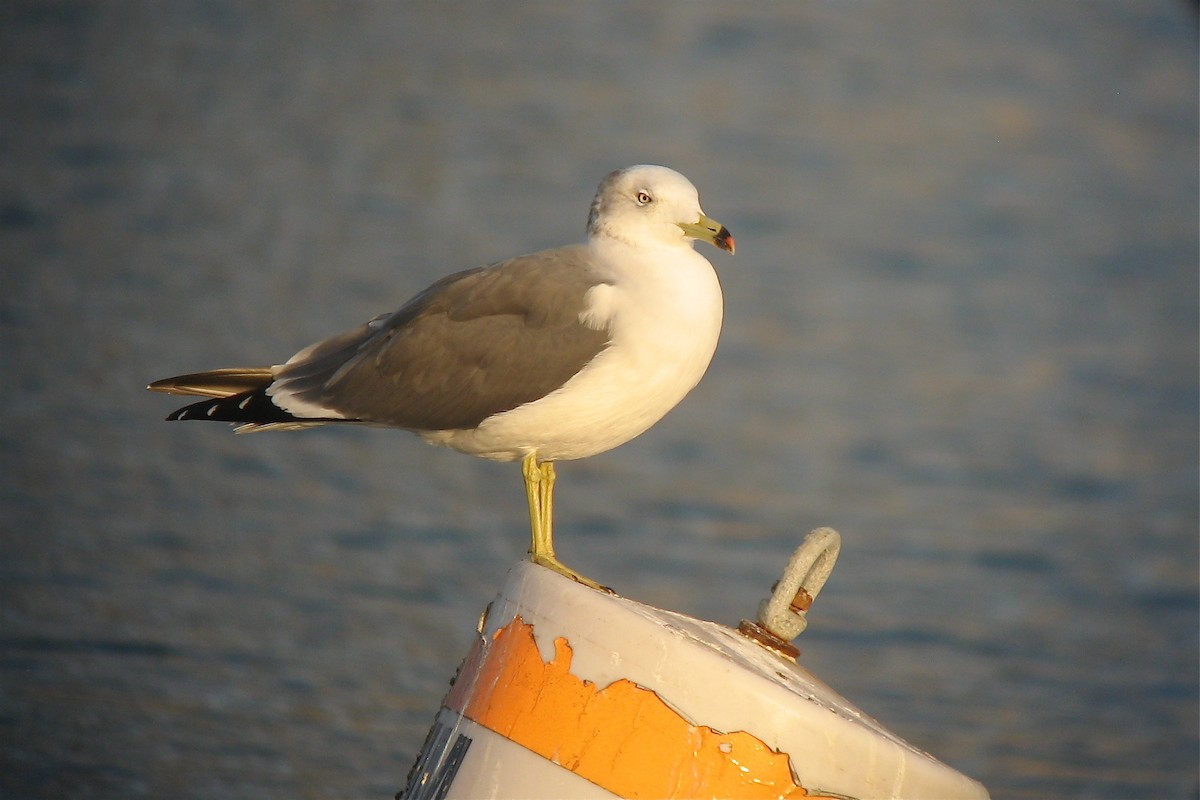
[{"x1": 2, "y1": 3, "x2": 1197, "y2": 798}]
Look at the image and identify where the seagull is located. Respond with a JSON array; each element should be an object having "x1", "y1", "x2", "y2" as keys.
[{"x1": 149, "y1": 164, "x2": 734, "y2": 590}]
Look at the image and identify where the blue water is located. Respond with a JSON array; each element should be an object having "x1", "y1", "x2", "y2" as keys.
[{"x1": 2, "y1": 3, "x2": 1196, "y2": 798}]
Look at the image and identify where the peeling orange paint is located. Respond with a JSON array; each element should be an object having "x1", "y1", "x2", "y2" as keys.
[{"x1": 445, "y1": 614, "x2": 838, "y2": 800}]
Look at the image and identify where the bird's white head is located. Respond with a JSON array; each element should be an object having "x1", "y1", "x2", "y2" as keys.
[{"x1": 586, "y1": 165, "x2": 735, "y2": 254}]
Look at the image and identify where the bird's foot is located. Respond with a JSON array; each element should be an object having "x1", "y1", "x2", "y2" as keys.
[{"x1": 529, "y1": 553, "x2": 614, "y2": 594}]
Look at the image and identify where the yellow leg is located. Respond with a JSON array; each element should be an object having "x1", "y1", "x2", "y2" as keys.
[{"x1": 520, "y1": 453, "x2": 609, "y2": 592}]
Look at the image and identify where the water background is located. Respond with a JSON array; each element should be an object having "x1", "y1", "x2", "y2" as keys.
[{"x1": 2, "y1": 3, "x2": 1197, "y2": 798}]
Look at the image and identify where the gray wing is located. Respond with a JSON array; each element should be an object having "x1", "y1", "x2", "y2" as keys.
[{"x1": 270, "y1": 244, "x2": 612, "y2": 431}]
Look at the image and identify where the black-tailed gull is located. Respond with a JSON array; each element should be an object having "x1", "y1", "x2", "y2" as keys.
[{"x1": 149, "y1": 164, "x2": 735, "y2": 590}]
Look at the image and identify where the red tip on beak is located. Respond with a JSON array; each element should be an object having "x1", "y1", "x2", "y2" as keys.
[{"x1": 716, "y1": 226, "x2": 735, "y2": 255}]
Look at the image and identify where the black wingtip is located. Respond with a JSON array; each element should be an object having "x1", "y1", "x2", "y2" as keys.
[{"x1": 165, "y1": 389, "x2": 300, "y2": 426}]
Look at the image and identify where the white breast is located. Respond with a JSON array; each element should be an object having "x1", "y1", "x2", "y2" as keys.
[{"x1": 424, "y1": 239, "x2": 724, "y2": 462}]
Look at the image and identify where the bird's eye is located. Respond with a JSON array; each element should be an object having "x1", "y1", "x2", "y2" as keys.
[{"x1": 635, "y1": 190, "x2": 653, "y2": 206}]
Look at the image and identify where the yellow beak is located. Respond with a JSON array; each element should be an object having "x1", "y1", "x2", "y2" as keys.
[{"x1": 678, "y1": 214, "x2": 735, "y2": 254}]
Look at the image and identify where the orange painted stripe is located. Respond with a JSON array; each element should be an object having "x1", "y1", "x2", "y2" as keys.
[{"x1": 446, "y1": 615, "x2": 837, "y2": 800}]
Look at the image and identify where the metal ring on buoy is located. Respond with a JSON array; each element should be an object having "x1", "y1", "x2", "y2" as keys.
[{"x1": 758, "y1": 527, "x2": 842, "y2": 641}]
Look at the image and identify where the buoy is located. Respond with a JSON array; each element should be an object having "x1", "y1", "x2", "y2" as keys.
[{"x1": 398, "y1": 530, "x2": 990, "y2": 800}]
